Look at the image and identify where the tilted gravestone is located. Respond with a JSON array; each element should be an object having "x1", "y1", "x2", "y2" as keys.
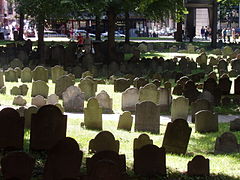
[
  {"x1": 214, "y1": 132, "x2": 239, "y2": 154},
  {"x1": 24, "y1": 106, "x2": 38, "y2": 129},
  {"x1": 96, "y1": 90, "x2": 113, "y2": 114},
  {"x1": 30, "y1": 105, "x2": 67, "y2": 151},
  {"x1": 89, "y1": 131, "x2": 119, "y2": 153},
  {"x1": 191, "y1": 99, "x2": 212, "y2": 123},
  {"x1": 21, "y1": 67, "x2": 32, "y2": 82},
  {"x1": 31, "y1": 95, "x2": 46, "y2": 107},
  {"x1": 0, "y1": 108, "x2": 24, "y2": 150},
  {"x1": 55, "y1": 74, "x2": 75, "y2": 98},
  {"x1": 32, "y1": 66, "x2": 48, "y2": 82},
  {"x1": 133, "y1": 134, "x2": 153, "y2": 151},
  {"x1": 230, "y1": 118, "x2": 240, "y2": 131},
  {"x1": 162, "y1": 119, "x2": 192, "y2": 154},
  {"x1": 63, "y1": 86, "x2": 84, "y2": 112},
  {"x1": 47, "y1": 94, "x2": 59, "y2": 105},
  {"x1": 78, "y1": 77, "x2": 97, "y2": 100},
  {"x1": 195, "y1": 110, "x2": 218, "y2": 133},
  {"x1": 5, "y1": 68, "x2": 18, "y2": 82},
  {"x1": 135, "y1": 101, "x2": 160, "y2": 134},
  {"x1": 117, "y1": 111, "x2": 133, "y2": 131},
  {"x1": 134, "y1": 144, "x2": 166, "y2": 176},
  {"x1": 139, "y1": 83, "x2": 159, "y2": 104},
  {"x1": 31, "y1": 80, "x2": 49, "y2": 98},
  {"x1": 114, "y1": 78, "x2": 131, "y2": 92},
  {"x1": 43, "y1": 137, "x2": 83, "y2": 180},
  {"x1": 84, "y1": 97, "x2": 102, "y2": 130},
  {"x1": 122, "y1": 87, "x2": 139, "y2": 112},
  {"x1": 187, "y1": 155, "x2": 210, "y2": 176},
  {"x1": 1, "y1": 152, "x2": 35, "y2": 180},
  {"x1": 51, "y1": 65, "x2": 66, "y2": 83},
  {"x1": 171, "y1": 97, "x2": 189, "y2": 121}
]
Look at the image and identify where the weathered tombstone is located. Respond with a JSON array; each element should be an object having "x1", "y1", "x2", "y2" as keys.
[
  {"x1": 117, "y1": 111, "x2": 133, "y2": 131},
  {"x1": 187, "y1": 155, "x2": 210, "y2": 176},
  {"x1": 230, "y1": 118, "x2": 240, "y2": 131},
  {"x1": 1, "y1": 152, "x2": 35, "y2": 180},
  {"x1": 24, "y1": 106, "x2": 38, "y2": 129},
  {"x1": 219, "y1": 76, "x2": 232, "y2": 95},
  {"x1": 31, "y1": 95, "x2": 46, "y2": 107},
  {"x1": 43, "y1": 137, "x2": 83, "y2": 180},
  {"x1": 139, "y1": 83, "x2": 159, "y2": 104},
  {"x1": 14, "y1": 67, "x2": 21, "y2": 78},
  {"x1": 218, "y1": 59, "x2": 228, "y2": 73},
  {"x1": 30, "y1": 105, "x2": 67, "y2": 151},
  {"x1": 89, "y1": 131, "x2": 119, "y2": 153},
  {"x1": 133, "y1": 77, "x2": 148, "y2": 89},
  {"x1": 114, "y1": 78, "x2": 131, "y2": 92},
  {"x1": 191, "y1": 99, "x2": 212, "y2": 123},
  {"x1": 0, "y1": 70, "x2": 4, "y2": 88},
  {"x1": 162, "y1": 119, "x2": 192, "y2": 154},
  {"x1": 51, "y1": 65, "x2": 66, "y2": 83},
  {"x1": 21, "y1": 67, "x2": 32, "y2": 82},
  {"x1": 10, "y1": 58, "x2": 24, "y2": 69},
  {"x1": 10, "y1": 86, "x2": 21, "y2": 95},
  {"x1": 171, "y1": 97, "x2": 189, "y2": 121},
  {"x1": 172, "y1": 84, "x2": 183, "y2": 95},
  {"x1": 84, "y1": 97, "x2": 102, "y2": 130},
  {"x1": 82, "y1": 71, "x2": 93, "y2": 78},
  {"x1": 63, "y1": 86, "x2": 84, "y2": 112},
  {"x1": 31, "y1": 80, "x2": 49, "y2": 98},
  {"x1": 122, "y1": 87, "x2": 139, "y2": 112},
  {"x1": 32, "y1": 66, "x2": 48, "y2": 82},
  {"x1": 96, "y1": 90, "x2": 113, "y2": 113},
  {"x1": 78, "y1": 77, "x2": 97, "y2": 100},
  {"x1": 19, "y1": 84, "x2": 28, "y2": 96},
  {"x1": 195, "y1": 110, "x2": 218, "y2": 133},
  {"x1": 183, "y1": 80, "x2": 200, "y2": 103},
  {"x1": 214, "y1": 132, "x2": 239, "y2": 154},
  {"x1": 13, "y1": 95, "x2": 27, "y2": 106},
  {"x1": 5, "y1": 68, "x2": 18, "y2": 82},
  {"x1": 134, "y1": 144, "x2": 166, "y2": 176},
  {"x1": 159, "y1": 88, "x2": 170, "y2": 112},
  {"x1": 0, "y1": 108, "x2": 24, "y2": 150},
  {"x1": 133, "y1": 134, "x2": 153, "y2": 150},
  {"x1": 135, "y1": 101, "x2": 160, "y2": 134},
  {"x1": 47, "y1": 94, "x2": 59, "y2": 105},
  {"x1": 222, "y1": 46, "x2": 233, "y2": 57},
  {"x1": 196, "y1": 52, "x2": 207, "y2": 66},
  {"x1": 55, "y1": 75, "x2": 75, "y2": 98}
]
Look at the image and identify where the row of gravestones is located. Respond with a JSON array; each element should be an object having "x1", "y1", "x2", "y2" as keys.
[{"x1": 1, "y1": 131, "x2": 239, "y2": 180}]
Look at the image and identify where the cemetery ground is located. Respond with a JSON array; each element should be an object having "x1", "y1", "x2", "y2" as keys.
[{"x1": 0, "y1": 80, "x2": 240, "y2": 179}]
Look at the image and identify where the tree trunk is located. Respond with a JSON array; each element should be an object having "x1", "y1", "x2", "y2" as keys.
[
  {"x1": 107, "y1": 8, "x2": 116, "y2": 63},
  {"x1": 37, "y1": 17, "x2": 45, "y2": 64},
  {"x1": 125, "y1": 11, "x2": 130, "y2": 43},
  {"x1": 211, "y1": 0, "x2": 218, "y2": 48},
  {"x1": 95, "y1": 15, "x2": 101, "y2": 41},
  {"x1": 18, "y1": 12, "x2": 24, "y2": 41}
]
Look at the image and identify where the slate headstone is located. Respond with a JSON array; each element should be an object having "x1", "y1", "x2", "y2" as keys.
[
  {"x1": 187, "y1": 155, "x2": 210, "y2": 176},
  {"x1": 122, "y1": 87, "x2": 139, "y2": 112},
  {"x1": 32, "y1": 66, "x2": 48, "y2": 82},
  {"x1": 195, "y1": 110, "x2": 218, "y2": 133},
  {"x1": 171, "y1": 97, "x2": 189, "y2": 121},
  {"x1": 117, "y1": 111, "x2": 133, "y2": 131},
  {"x1": 230, "y1": 118, "x2": 240, "y2": 131},
  {"x1": 31, "y1": 80, "x2": 49, "y2": 98}
]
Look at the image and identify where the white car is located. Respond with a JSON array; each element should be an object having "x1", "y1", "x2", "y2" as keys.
[
  {"x1": 101, "y1": 31, "x2": 125, "y2": 37},
  {"x1": 44, "y1": 31, "x2": 67, "y2": 38},
  {"x1": 74, "y1": 29, "x2": 95, "y2": 38}
]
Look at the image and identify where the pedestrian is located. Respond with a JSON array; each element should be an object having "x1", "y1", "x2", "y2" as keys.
[
  {"x1": 226, "y1": 28, "x2": 231, "y2": 43},
  {"x1": 222, "y1": 28, "x2": 227, "y2": 42},
  {"x1": 200, "y1": 26, "x2": 205, "y2": 39},
  {"x1": 232, "y1": 28, "x2": 236, "y2": 43},
  {"x1": 204, "y1": 26, "x2": 209, "y2": 40}
]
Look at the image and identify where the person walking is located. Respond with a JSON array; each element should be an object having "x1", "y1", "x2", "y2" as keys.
[
  {"x1": 204, "y1": 26, "x2": 209, "y2": 40},
  {"x1": 226, "y1": 28, "x2": 232, "y2": 43},
  {"x1": 222, "y1": 28, "x2": 227, "y2": 42},
  {"x1": 200, "y1": 26, "x2": 205, "y2": 39}
]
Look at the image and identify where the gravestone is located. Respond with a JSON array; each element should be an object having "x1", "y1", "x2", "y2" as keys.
[
  {"x1": 114, "y1": 78, "x2": 131, "y2": 92},
  {"x1": 63, "y1": 86, "x2": 84, "y2": 112},
  {"x1": 133, "y1": 134, "x2": 153, "y2": 150},
  {"x1": 159, "y1": 88, "x2": 170, "y2": 112},
  {"x1": 84, "y1": 97, "x2": 102, "y2": 130},
  {"x1": 183, "y1": 80, "x2": 200, "y2": 103},
  {"x1": 172, "y1": 84, "x2": 183, "y2": 95},
  {"x1": 24, "y1": 106, "x2": 38, "y2": 129},
  {"x1": 139, "y1": 83, "x2": 159, "y2": 104},
  {"x1": 234, "y1": 75, "x2": 240, "y2": 95},
  {"x1": 30, "y1": 105, "x2": 67, "y2": 151},
  {"x1": 134, "y1": 144, "x2": 166, "y2": 176},
  {"x1": 82, "y1": 71, "x2": 93, "y2": 78},
  {"x1": 31, "y1": 80, "x2": 49, "y2": 98},
  {"x1": 10, "y1": 86, "x2": 21, "y2": 95},
  {"x1": 14, "y1": 67, "x2": 21, "y2": 78},
  {"x1": 218, "y1": 60, "x2": 228, "y2": 73},
  {"x1": 1, "y1": 152, "x2": 35, "y2": 180},
  {"x1": 122, "y1": 87, "x2": 139, "y2": 112},
  {"x1": 0, "y1": 108, "x2": 24, "y2": 150},
  {"x1": 89, "y1": 131, "x2": 119, "y2": 153},
  {"x1": 222, "y1": 46, "x2": 233, "y2": 57},
  {"x1": 171, "y1": 97, "x2": 189, "y2": 121},
  {"x1": 21, "y1": 67, "x2": 32, "y2": 82},
  {"x1": 135, "y1": 101, "x2": 160, "y2": 134},
  {"x1": 230, "y1": 118, "x2": 240, "y2": 131},
  {"x1": 133, "y1": 77, "x2": 148, "y2": 89},
  {"x1": 47, "y1": 94, "x2": 59, "y2": 105},
  {"x1": 96, "y1": 90, "x2": 113, "y2": 114},
  {"x1": 195, "y1": 110, "x2": 218, "y2": 133},
  {"x1": 78, "y1": 77, "x2": 97, "y2": 100},
  {"x1": 5, "y1": 68, "x2": 18, "y2": 82},
  {"x1": 196, "y1": 52, "x2": 207, "y2": 65},
  {"x1": 214, "y1": 132, "x2": 239, "y2": 154},
  {"x1": 219, "y1": 76, "x2": 232, "y2": 95},
  {"x1": 187, "y1": 155, "x2": 209, "y2": 176},
  {"x1": 0, "y1": 70, "x2": 4, "y2": 88},
  {"x1": 13, "y1": 96, "x2": 27, "y2": 106},
  {"x1": 55, "y1": 75, "x2": 75, "y2": 98},
  {"x1": 117, "y1": 111, "x2": 133, "y2": 131},
  {"x1": 32, "y1": 66, "x2": 48, "y2": 82},
  {"x1": 162, "y1": 119, "x2": 192, "y2": 154},
  {"x1": 51, "y1": 65, "x2": 66, "y2": 83},
  {"x1": 208, "y1": 71, "x2": 217, "y2": 81},
  {"x1": 10, "y1": 58, "x2": 23, "y2": 69},
  {"x1": 19, "y1": 84, "x2": 28, "y2": 96},
  {"x1": 191, "y1": 99, "x2": 212, "y2": 123},
  {"x1": 43, "y1": 137, "x2": 83, "y2": 180},
  {"x1": 31, "y1": 95, "x2": 46, "y2": 107}
]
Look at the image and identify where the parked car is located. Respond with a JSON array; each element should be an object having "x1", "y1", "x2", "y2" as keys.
[
  {"x1": 74, "y1": 29, "x2": 96, "y2": 38},
  {"x1": 44, "y1": 30, "x2": 67, "y2": 38},
  {"x1": 235, "y1": 28, "x2": 240, "y2": 38},
  {"x1": 101, "y1": 31, "x2": 125, "y2": 38}
]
